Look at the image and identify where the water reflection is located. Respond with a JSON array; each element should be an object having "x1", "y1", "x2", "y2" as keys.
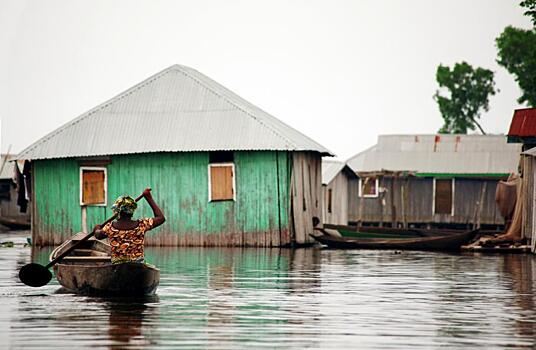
[
  {"x1": 145, "y1": 247, "x2": 323, "y2": 348},
  {"x1": 500, "y1": 254, "x2": 536, "y2": 339},
  {"x1": 106, "y1": 297, "x2": 159, "y2": 349},
  {"x1": 1, "y1": 240, "x2": 536, "y2": 349}
]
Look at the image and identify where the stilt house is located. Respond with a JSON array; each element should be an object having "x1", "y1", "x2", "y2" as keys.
[
  {"x1": 0, "y1": 155, "x2": 30, "y2": 220},
  {"x1": 507, "y1": 108, "x2": 536, "y2": 252},
  {"x1": 346, "y1": 134, "x2": 521, "y2": 229},
  {"x1": 18, "y1": 65, "x2": 332, "y2": 246},
  {"x1": 321, "y1": 160, "x2": 357, "y2": 225}
]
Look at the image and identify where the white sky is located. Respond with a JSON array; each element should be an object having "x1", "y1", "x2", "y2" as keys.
[{"x1": 0, "y1": 0, "x2": 532, "y2": 160}]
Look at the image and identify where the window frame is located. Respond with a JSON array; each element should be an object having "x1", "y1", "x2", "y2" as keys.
[
  {"x1": 79, "y1": 166, "x2": 107, "y2": 206},
  {"x1": 358, "y1": 177, "x2": 379, "y2": 198},
  {"x1": 208, "y1": 162, "x2": 236, "y2": 202},
  {"x1": 432, "y1": 178, "x2": 455, "y2": 216}
]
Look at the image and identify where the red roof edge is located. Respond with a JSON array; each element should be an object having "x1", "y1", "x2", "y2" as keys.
[{"x1": 508, "y1": 108, "x2": 536, "y2": 137}]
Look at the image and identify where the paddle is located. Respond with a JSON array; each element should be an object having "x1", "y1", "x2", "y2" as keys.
[{"x1": 18, "y1": 191, "x2": 146, "y2": 287}]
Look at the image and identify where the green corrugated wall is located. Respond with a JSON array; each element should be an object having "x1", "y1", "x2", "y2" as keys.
[{"x1": 33, "y1": 151, "x2": 292, "y2": 246}]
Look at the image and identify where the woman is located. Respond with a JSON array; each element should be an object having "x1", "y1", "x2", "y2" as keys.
[{"x1": 95, "y1": 188, "x2": 165, "y2": 264}]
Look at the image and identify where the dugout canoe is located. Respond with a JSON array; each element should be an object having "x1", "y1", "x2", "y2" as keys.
[
  {"x1": 310, "y1": 229, "x2": 478, "y2": 251},
  {"x1": 49, "y1": 233, "x2": 160, "y2": 296}
]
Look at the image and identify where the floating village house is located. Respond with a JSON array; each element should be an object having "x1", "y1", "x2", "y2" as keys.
[
  {"x1": 507, "y1": 108, "x2": 536, "y2": 252},
  {"x1": 0, "y1": 155, "x2": 31, "y2": 221},
  {"x1": 346, "y1": 134, "x2": 521, "y2": 229},
  {"x1": 321, "y1": 159, "x2": 357, "y2": 225},
  {"x1": 18, "y1": 65, "x2": 332, "y2": 247}
]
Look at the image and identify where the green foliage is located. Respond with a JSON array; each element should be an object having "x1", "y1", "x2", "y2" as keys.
[
  {"x1": 496, "y1": 4, "x2": 536, "y2": 106},
  {"x1": 520, "y1": 0, "x2": 536, "y2": 25},
  {"x1": 434, "y1": 62, "x2": 496, "y2": 134}
]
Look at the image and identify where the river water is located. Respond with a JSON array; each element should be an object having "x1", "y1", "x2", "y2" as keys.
[{"x1": 1, "y1": 230, "x2": 536, "y2": 349}]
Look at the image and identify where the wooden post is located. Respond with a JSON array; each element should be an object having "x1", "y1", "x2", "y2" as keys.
[
  {"x1": 476, "y1": 182, "x2": 487, "y2": 230},
  {"x1": 532, "y1": 160, "x2": 536, "y2": 253},
  {"x1": 357, "y1": 177, "x2": 366, "y2": 229},
  {"x1": 81, "y1": 206, "x2": 88, "y2": 233},
  {"x1": 379, "y1": 197, "x2": 384, "y2": 227},
  {"x1": 390, "y1": 176, "x2": 397, "y2": 228},
  {"x1": 401, "y1": 177, "x2": 408, "y2": 229}
]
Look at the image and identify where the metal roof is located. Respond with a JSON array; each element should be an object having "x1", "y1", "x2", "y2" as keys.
[
  {"x1": 347, "y1": 134, "x2": 521, "y2": 175},
  {"x1": 322, "y1": 159, "x2": 357, "y2": 185},
  {"x1": 18, "y1": 65, "x2": 333, "y2": 160},
  {"x1": 0, "y1": 154, "x2": 15, "y2": 180},
  {"x1": 508, "y1": 108, "x2": 536, "y2": 138}
]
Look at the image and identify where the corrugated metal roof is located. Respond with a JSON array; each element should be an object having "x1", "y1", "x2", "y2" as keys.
[
  {"x1": 0, "y1": 154, "x2": 15, "y2": 180},
  {"x1": 322, "y1": 159, "x2": 356, "y2": 185},
  {"x1": 18, "y1": 65, "x2": 333, "y2": 160},
  {"x1": 347, "y1": 134, "x2": 521, "y2": 175},
  {"x1": 508, "y1": 108, "x2": 536, "y2": 137}
]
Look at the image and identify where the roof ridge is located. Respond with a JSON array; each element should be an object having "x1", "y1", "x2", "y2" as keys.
[
  {"x1": 18, "y1": 66, "x2": 178, "y2": 158},
  {"x1": 18, "y1": 64, "x2": 332, "y2": 159},
  {"x1": 171, "y1": 65, "x2": 298, "y2": 149},
  {"x1": 346, "y1": 144, "x2": 377, "y2": 163}
]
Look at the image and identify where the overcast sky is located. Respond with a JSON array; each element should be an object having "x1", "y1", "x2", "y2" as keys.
[{"x1": 0, "y1": 0, "x2": 532, "y2": 160}]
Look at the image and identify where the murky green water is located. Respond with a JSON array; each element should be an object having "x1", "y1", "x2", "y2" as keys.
[{"x1": 1, "y1": 231, "x2": 536, "y2": 349}]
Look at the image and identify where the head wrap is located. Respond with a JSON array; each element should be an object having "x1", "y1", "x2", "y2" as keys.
[{"x1": 111, "y1": 196, "x2": 137, "y2": 217}]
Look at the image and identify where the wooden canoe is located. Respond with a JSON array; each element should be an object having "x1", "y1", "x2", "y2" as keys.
[
  {"x1": 0, "y1": 216, "x2": 30, "y2": 230},
  {"x1": 323, "y1": 223, "x2": 491, "y2": 239},
  {"x1": 310, "y1": 229, "x2": 479, "y2": 251},
  {"x1": 50, "y1": 233, "x2": 160, "y2": 296}
]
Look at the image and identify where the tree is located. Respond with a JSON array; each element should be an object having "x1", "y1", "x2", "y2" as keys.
[
  {"x1": 496, "y1": 1, "x2": 536, "y2": 106},
  {"x1": 434, "y1": 62, "x2": 497, "y2": 134},
  {"x1": 520, "y1": 0, "x2": 536, "y2": 25}
]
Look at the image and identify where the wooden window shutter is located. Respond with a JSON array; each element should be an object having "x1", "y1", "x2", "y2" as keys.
[
  {"x1": 210, "y1": 165, "x2": 234, "y2": 201},
  {"x1": 82, "y1": 169, "x2": 106, "y2": 205},
  {"x1": 434, "y1": 179, "x2": 452, "y2": 214}
]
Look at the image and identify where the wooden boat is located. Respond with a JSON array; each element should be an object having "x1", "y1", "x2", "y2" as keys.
[
  {"x1": 50, "y1": 233, "x2": 160, "y2": 296},
  {"x1": 0, "y1": 216, "x2": 30, "y2": 230},
  {"x1": 323, "y1": 223, "x2": 491, "y2": 239},
  {"x1": 310, "y1": 229, "x2": 478, "y2": 251}
]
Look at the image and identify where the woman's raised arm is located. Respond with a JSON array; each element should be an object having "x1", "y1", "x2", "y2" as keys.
[{"x1": 143, "y1": 188, "x2": 165, "y2": 228}]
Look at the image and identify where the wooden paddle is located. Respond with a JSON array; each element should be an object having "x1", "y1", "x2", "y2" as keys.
[{"x1": 19, "y1": 191, "x2": 147, "y2": 287}]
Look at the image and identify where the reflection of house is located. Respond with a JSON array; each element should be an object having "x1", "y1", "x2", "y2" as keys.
[
  {"x1": 18, "y1": 65, "x2": 332, "y2": 246},
  {"x1": 321, "y1": 160, "x2": 357, "y2": 225},
  {"x1": 507, "y1": 108, "x2": 536, "y2": 252},
  {"x1": 346, "y1": 134, "x2": 521, "y2": 229}
]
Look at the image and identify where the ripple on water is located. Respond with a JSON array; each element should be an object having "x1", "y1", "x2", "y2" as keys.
[{"x1": 0, "y1": 238, "x2": 535, "y2": 349}]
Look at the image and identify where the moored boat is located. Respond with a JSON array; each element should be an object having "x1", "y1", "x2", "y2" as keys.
[
  {"x1": 50, "y1": 233, "x2": 160, "y2": 296},
  {"x1": 310, "y1": 229, "x2": 478, "y2": 251},
  {"x1": 323, "y1": 223, "x2": 490, "y2": 239}
]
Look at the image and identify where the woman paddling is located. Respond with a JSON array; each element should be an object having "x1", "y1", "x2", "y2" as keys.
[{"x1": 95, "y1": 188, "x2": 165, "y2": 264}]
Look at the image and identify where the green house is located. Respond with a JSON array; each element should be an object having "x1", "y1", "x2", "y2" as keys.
[{"x1": 19, "y1": 65, "x2": 332, "y2": 247}]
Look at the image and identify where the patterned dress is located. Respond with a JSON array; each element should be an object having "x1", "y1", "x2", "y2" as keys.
[{"x1": 102, "y1": 218, "x2": 154, "y2": 264}]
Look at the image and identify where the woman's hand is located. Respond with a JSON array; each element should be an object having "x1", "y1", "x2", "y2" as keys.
[
  {"x1": 142, "y1": 188, "x2": 165, "y2": 228},
  {"x1": 93, "y1": 224, "x2": 105, "y2": 239},
  {"x1": 143, "y1": 187, "x2": 152, "y2": 198}
]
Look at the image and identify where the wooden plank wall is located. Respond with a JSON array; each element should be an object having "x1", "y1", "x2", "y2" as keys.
[
  {"x1": 348, "y1": 176, "x2": 504, "y2": 226},
  {"x1": 291, "y1": 152, "x2": 322, "y2": 245},
  {"x1": 522, "y1": 155, "x2": 535, "y2": 251},
  {"x1": 0, "y1": 181, "x2": 30, "y2": 218},
  {"x1": 322, "y1": 170, "x2": 350, "y2": 225},
  {"x1": 32, "y1": 151, "x2": 293, "y2": 247}
]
